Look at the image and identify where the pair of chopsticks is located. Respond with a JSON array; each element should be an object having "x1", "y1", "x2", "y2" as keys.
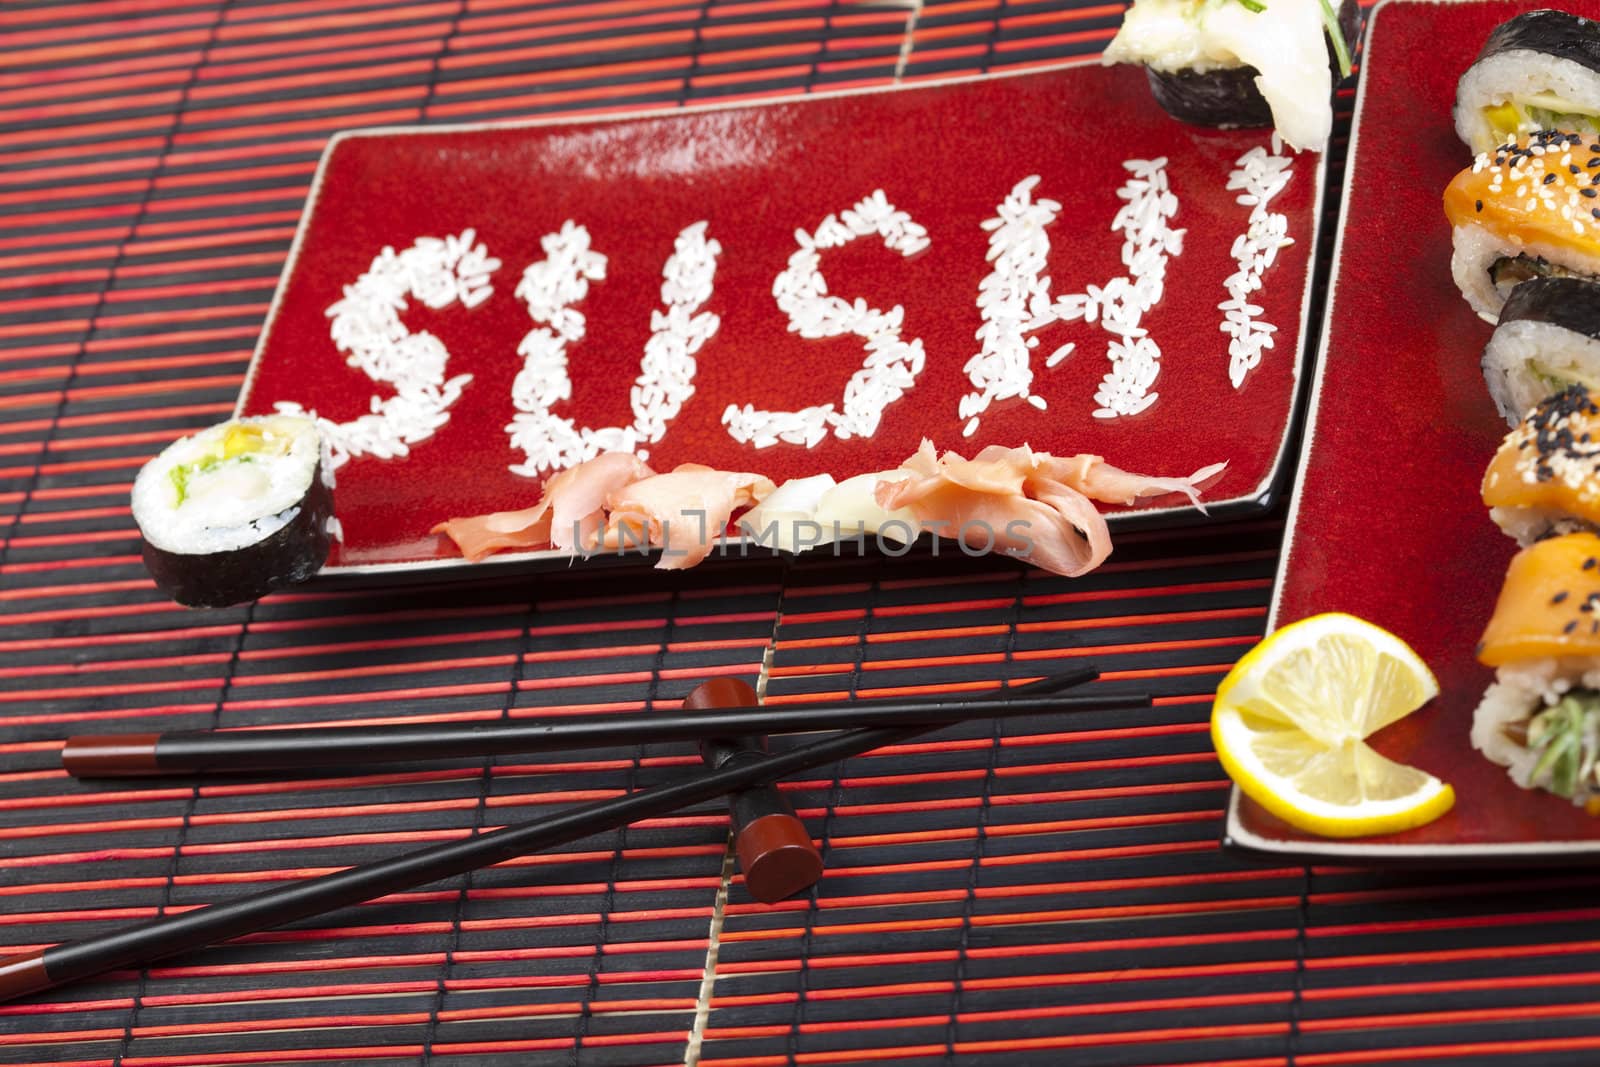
[{"x1": 0, "y1": 669, "x2": 1142, "y2": 1002}]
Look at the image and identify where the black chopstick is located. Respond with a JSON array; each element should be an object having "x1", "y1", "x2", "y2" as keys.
[
  {"x1": 0, "y1": 683, "x2": 1148, "y2": 1002},
  {"x1": 62, "y1": 668, "x2": 1115, "y2": 777}
]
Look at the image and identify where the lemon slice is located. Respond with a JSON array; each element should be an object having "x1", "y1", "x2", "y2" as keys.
[{"x1": 1212, "y1": 612, "x2": 1454, "y2": 838}]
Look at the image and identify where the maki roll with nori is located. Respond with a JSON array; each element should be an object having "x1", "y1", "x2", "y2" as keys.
[
  {"x1": 1443, "y1": 130, "x2": 1600, "y2": 322},
  {"x1": 1480, "y1": 277, "x2": 1600, "y2": 426},
  {"x1": 131, "y1": 415, "x2": 334, "y2": 608},
  {"x1": 1456, "y1": 9, "x2": 1600, "y2": 155},
  {"x1": 1103, "y1": 0, "x2": 1358, "y2": 153}
]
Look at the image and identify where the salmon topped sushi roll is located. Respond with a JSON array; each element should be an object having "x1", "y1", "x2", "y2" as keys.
[
  {"x1": 1444, "y1": 130, "x2": 1600, "y2": 321},
  {"x1": 1483, "y1": 383, "x2": 1600, "y2": 543},
  {"x1": 1474, "y1": 531, "x2": 1600, "y2": 802}
]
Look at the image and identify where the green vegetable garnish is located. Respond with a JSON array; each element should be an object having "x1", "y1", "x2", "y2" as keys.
[
  {"x1": 1528, "y1": 692, "x2": 1600, "y2": 799},
  {"x1": 169, "y1": 464, "x2": 192, "y2": 506},
  {"x1": 1230, "y1": 0, "x2": 1352, "y2": 79},
  {"x1": 1317, "y1": 0, "x2": 1353, "y2": 80},
  {"x1": 167, "y1": 422, "x2": 271, "y2": 506}
]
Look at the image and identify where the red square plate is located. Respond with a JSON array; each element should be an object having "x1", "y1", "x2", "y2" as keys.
[
  {"x1": 236, "y1": 60, "x2": 1328, "y2": 576},
  {"x1": 1227, "y1": 0, "x2": 1600, "y2": 862}
]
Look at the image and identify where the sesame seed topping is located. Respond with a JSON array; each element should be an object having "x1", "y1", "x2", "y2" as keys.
[
  {"x1": 1476, "y1": 199, "x2": 1484, "y2": 212},
  {"x1": 1508, "y1": 385, "x2": 1600, "y2": 498},
  {"x1": 1546, "y1": 172, "x2": 1559, "y2": 185},
  {"x1": 1555, "y1": 591, "x2": 1571, "y2": 604},
  {"x1": 1585, "y1": 188, "x2": 1598, "y2": 199}
]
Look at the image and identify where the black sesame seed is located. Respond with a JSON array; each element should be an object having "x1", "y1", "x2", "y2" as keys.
[
  {"x1": 1477, "y1": 199, "x2": 1484, "y2": 212},
  {"x1": 1574, "y1": 164, "x2": 1584, "y2": 174},
  {"x1": 1555, "y1": 591, "x2": 1571, "y2": 604},
  {"x1": 1545, "y1": 172, "x2": 1559, "y2": 184},
  {"x1": 1585, "y1": 557, "x2": 1596, "y2": 570},
  {"x1": 1592, "y1": 208, "x2": 1600, "y2": 219},
  {"x1": 1566, "y1": 620, "x2": 1579, "y2": 633},
  {"x1": 1584, "y1": 188, "x2": 1598, "y2": 199}
]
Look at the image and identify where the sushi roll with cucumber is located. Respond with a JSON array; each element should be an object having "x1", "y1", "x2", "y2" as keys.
[
  {"x1": 1102, "y1": 0, "x2": 1358, "y2": 153},
  {"x1": 1443, "y1": 130, "x2": 1600, "y2": 322},
  {"x1": 1473, "y1": 531, "x2": 1600, "y2": 805},
  {"x1": 1456, "y1": 9, "x2": 1600, "y2": 156},
  {"x1": 131, "y1": 415, "x2": 334, "y2": 608},
  {"x1": 1480, "y1": 277, "x2": 1600, "y2": 425}
]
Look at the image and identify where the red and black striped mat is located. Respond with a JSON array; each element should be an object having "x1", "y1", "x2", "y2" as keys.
[{"x1": 6, "y1": 2, "x2": 1600, "y2": 1065}]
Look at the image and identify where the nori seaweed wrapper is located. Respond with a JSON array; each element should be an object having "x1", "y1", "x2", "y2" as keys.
[
  {"x1": 1147, "y1": 66, "x2": 1275, "y2": 128},
  {"x1": 1470, "y1": 9, "x2": 1600, "y2": 76},
  {"x1": 1147, "y1": 0, "x2": 1361, "y2": 128},
  {"x1": 141, "y1": 461, "x2": 334, "y2": 609},
  {"x1": 1498, "y1": 275, "x2": 1600, "y2": 340}
]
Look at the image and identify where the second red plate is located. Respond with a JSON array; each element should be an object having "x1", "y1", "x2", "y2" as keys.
[{"x1": 1232, "y1": 0, "x2": 1600, "y2": 862}]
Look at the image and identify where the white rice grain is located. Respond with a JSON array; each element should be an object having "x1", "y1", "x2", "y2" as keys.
[
  {"x1": 1220, "y1": 142, "x2": 1295, "y2": 389},
  {"x1": 279, "y1": 229, "x2": 499, "y2": 470}
]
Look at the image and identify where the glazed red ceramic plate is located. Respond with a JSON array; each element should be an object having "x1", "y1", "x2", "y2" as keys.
[
  {"x1": 1228, "y1": 0, "x2": 1600, "y2": 863},
  {"x1": 236, "y1": 60, "x2": 1327, "y2": 575}
]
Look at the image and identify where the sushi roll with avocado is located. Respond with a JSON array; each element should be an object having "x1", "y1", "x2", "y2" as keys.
[
  {"x1": 1456, "y1": 9, "x2": 1600, "y2": 156},
  {"x1": 1480, "y1": 278, "x2": 1600, "y2": 426},
  {"x1": 1102, "y1": 0, "x2": 1358, "y2": 153},
  {"x1": 131, "y1": 415, "x2": 334, "y2": 608},
  {"x1": 1443, "y1": 130, "x2": 1600, "y2": 322},
  {"x1": 1482, "y1": 382, "x2": 1600, "y2": 544},
  {"x1": 1473, "y1": 531, "x2": 1600, "y2": 805}
]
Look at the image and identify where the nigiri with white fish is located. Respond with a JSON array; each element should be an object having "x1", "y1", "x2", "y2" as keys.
[{"x1": 1103, "y1": 0, "x2": 1357, "y2": 153}]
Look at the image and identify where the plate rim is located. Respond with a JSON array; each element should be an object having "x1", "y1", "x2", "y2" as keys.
[{"x1": 231, "y1": 58, "x2": 1330, "y2": 579}]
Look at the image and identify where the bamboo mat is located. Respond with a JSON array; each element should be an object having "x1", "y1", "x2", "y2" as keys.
[{"x1": 7, "y1": 1, "x2": 1600, "y2": 1065}]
